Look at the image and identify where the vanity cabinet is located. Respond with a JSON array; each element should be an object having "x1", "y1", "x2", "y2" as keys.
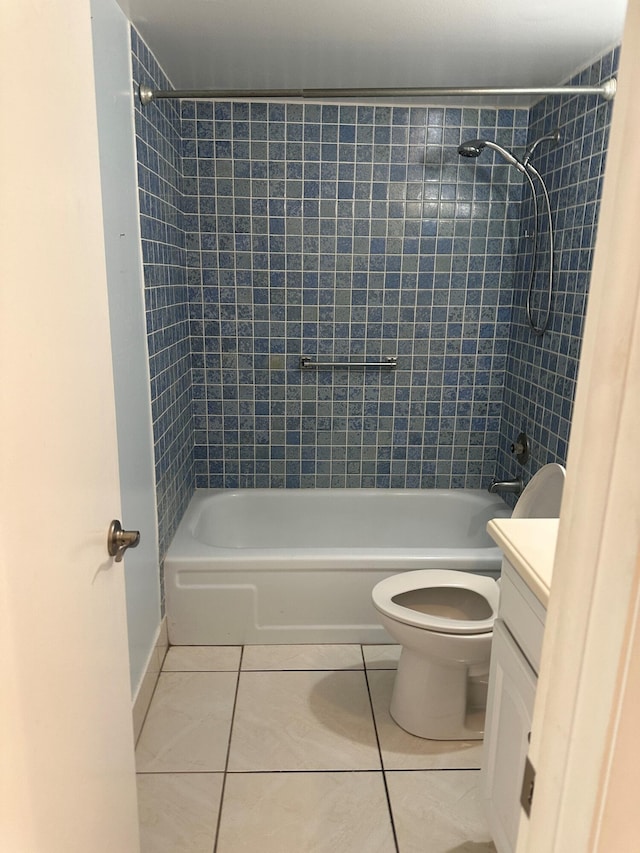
[{"x1": 483, "y1": 559, "x2": 547, "y2": 853}]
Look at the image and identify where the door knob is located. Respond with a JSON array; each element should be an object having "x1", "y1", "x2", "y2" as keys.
[{"x1": 107, "y1": 519, "x2": 140, "y2": 562}]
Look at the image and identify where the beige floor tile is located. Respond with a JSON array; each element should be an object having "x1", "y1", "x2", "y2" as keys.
[
  {"x1": 136, "y1": 672, "x2": 237, "y2": 772},
  {"x1": 217, "y1": 772, "x2": 396, "y2": 853},
  {"x1": 242, "y1": 643, "x2": 363, "y2": 670},
  {"x1": 228, "y1": 670, "x2": 381, "y2": 771},
  {"x1": 386, "y1": 770, "x2": 496, "y2": 853},
  {"x1": 137, "y1": 773, "x2": 223, "y2": 853},
  {"x1": 362, "y1": 644, "x2": 401, "y2": 669},
  {"x1": 368, "y1": 670, "x2": 483, "y2": 770},
  {"x1": 162, "y1": 645, "x2": 241, "y2": 672}
]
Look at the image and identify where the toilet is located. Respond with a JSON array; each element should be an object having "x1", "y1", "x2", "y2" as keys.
[{"x1": 371, "y1": 462, "x2": 566, "y2": 740}]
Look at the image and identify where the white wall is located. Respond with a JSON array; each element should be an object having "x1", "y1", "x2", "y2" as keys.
[
  {"x1": 91, "y1": 0, "x2": 161, "y2": 695},
  {"x1": 119, "y1": 0, "x2": 626, "y2": 105}
]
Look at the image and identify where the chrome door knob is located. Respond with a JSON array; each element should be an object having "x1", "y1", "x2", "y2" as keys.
[{"x1": 107, "y1": 519, "x2": 140, "y2": 562}]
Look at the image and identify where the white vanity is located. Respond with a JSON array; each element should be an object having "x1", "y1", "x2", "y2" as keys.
[{"x1": 484, "y1": 518, "x2": 559, "y2": 853}]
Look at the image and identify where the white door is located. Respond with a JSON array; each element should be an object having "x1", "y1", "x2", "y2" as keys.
[{"x1": 0, "y1": 1, "x2": 140, "y2": 851}]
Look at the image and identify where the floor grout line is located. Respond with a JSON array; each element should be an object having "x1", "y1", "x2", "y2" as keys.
[
  {"x1": 361, "y1": 644, "x2": 401, "y2": 853},
  {"x1": 136, "y1": 766, "x2": 482, "y2": 775},
  {"x1": 211, "y1": 645, "x2": 244, "y2": 853},
  {"x1": 159, "y1": 666, "x2": 399, "y2": 672},
  {"x1": 138, "y1": 645, "x2": 489, "y2": 852},
  {"x1": 134, "y1": 664, "x2": 167, "y2": 750}
]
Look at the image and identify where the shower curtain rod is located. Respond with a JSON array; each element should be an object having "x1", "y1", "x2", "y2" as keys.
[{"x1": 138, "y1": 78, "x2": 617, "y2": 105}]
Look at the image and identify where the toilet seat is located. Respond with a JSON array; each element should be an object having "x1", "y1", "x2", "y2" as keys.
[{"x1": 372, "y1": 569, "x2": 499, "y2": 635}]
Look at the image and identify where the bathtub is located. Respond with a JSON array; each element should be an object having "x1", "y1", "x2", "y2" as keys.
[{"x1": 165, "y1": 488, "x2": 511, "y2": 645}]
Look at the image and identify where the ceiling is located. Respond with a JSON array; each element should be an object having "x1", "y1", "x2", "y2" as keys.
[{"x1": 118, "y1": 0, "x2": 628, "y2": 106}]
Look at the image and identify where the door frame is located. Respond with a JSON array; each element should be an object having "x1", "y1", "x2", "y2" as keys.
[{"x1": 520, "y1": 2, "x2": 640, "y2": 849}]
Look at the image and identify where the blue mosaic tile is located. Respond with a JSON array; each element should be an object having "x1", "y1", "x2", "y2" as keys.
[
  {"x1": 185, "y1": 79, "x2": 524, "y2": 488},
  {"x1": 496, "y1": 47, "x2": 618, "y2": 494},
  {"x1": 132, "y1": 29, "x2": 194, "y2": 574},
  {"x1": 133, "y1": 25, "x2": 616, "y2": 503}
]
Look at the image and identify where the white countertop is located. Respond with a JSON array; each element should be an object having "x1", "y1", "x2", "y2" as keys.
[{"x1": 487, "y1": 518, "x2": 560, "y2": 607}]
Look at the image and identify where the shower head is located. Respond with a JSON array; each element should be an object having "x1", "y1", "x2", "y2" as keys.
[
  {"x1": 458, "y1": 140, "x2": 486, "y2": 158},
  {"x1": 457, "y1": 139, "x2": 526, "y2": 173}
]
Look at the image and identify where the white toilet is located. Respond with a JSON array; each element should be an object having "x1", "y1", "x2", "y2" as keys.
[{"x1": 372, "y1": 463, "x2": 566, "y2": 740}]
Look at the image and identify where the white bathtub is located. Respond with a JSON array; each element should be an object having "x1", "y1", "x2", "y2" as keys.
[{"x1": 165, "y1": 488, "x2": 511, "y2": 645}]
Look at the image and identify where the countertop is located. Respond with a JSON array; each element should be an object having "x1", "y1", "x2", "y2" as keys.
[{"x1": 487, "y1": 518, "x2": 559, "y2": 607}]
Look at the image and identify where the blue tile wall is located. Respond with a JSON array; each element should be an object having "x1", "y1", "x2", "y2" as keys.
[
  {"x1": 183, "y1": 101, "x2": 529, "y2": 488},
  {"x1": 131, "y1": 25, "x2": 617, "y2": 526},
  {"x1": 131, "y1": 29, "x2": 194, "y2": 565},
  {"x1": 496, "y1": 47, "x2": 619, "y2": 489}
]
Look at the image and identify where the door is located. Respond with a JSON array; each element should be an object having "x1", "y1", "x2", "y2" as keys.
[{"x1": 0, "y1": 1, "x2": 140, "y2": 850}]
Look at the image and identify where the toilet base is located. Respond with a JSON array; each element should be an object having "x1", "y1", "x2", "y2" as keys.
[{"x1": 389, "y1": 647, "x2": 485, "y2": 740}]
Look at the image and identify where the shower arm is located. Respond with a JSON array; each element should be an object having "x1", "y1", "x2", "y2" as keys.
[{"x1": 523, "y1": 130, "x2": 561, "y2": 168}]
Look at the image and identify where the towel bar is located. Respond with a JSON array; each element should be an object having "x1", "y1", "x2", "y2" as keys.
[{"x1": 299, "y1": 356, "x2": 397, "y2": 370}]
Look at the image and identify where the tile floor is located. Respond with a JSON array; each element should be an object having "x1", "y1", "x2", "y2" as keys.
[{"x1": 136, "y1": 644, "x2": 496, "y2": 853}]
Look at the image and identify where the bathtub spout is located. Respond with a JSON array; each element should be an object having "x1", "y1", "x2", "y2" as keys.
[{"x1": 488, "y1": 477, "x2": 523, "y2": 497}]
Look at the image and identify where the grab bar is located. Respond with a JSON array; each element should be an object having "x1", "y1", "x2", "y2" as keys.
[{"x1": 299, "y1": 356, "x2": 397, "y2": 370}]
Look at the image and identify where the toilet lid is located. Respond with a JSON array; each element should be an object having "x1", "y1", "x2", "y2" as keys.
[
  {"x1": 372, "y1": 569, "x2": 499, "y2": 634},
  {"x1": 512, "y1": 462, "x2": 566, "y2": 519}
]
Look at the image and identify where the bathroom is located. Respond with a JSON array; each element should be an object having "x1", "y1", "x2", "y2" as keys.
[{"x1": 3, "y1": 0, "x2": 639, "y2": 851}]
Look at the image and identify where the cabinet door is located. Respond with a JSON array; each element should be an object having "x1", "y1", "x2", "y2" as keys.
[{"x1": 483, "y1": 619, "x2": 537, "y2": 853}]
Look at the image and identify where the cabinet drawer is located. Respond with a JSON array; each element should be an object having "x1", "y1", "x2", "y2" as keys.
[{"x1": 499, "y1": 562, "x2": 546, "y2": 674}]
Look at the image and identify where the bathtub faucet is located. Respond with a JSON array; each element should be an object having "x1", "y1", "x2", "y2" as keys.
[{"x1": 488, "y1": 477, "x2": 524, "y2": 497}]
